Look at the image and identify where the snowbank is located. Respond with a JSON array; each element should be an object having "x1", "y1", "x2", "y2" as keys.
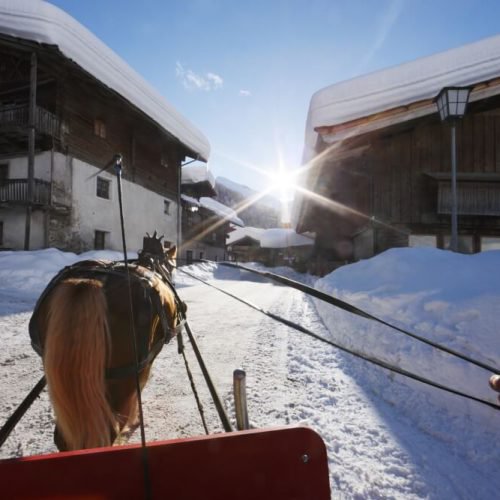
[
  {"x1": 313, "y1": 247, "x2": 500, "y2": 464},
  {"x1": 0, "y1": 249, "x2": 137, "y2": 300}
]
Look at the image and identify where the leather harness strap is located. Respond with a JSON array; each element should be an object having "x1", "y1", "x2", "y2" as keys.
[{"x1": 29, "y1": 259, "x2": 186, "y2": 380}]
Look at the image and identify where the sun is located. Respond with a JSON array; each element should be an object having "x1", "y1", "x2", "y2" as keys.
[{"x1": 268, "y1": 167, "x2": 298, "y2": 202}]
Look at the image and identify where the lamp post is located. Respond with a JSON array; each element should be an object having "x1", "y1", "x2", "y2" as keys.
[{"x1": 434, "y1": 86, "x2": 472, "y2": 252}]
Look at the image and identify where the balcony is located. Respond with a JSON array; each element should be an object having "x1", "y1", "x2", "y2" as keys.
[
  {"x1": 0, "y1": 179, "x2": 51, "y2": 206},
  {"x1": 426, "y1": 172, "x2": 500, "y2": 216},
  {"x1": 0, "y1": 104, "x2": 60, "y2": 137}
]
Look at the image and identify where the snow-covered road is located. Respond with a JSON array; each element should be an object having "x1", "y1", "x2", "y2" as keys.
[{"x1": 1, "y1": 261, "x2": 499, "y2": 499}]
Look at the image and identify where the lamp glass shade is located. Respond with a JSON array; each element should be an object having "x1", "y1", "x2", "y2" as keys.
[{"x1": 435, "y1": 86, "x2": 472, "y2": 121}]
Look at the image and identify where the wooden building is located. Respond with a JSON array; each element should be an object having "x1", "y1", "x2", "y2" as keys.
[
  {"x1": 181, "y1": 164, "x2": 243, "y2": 263},
  {"x1": 294, "y1": 35, "x2": 500, "y2": 274},
  {"x1": 0, "y1": 2, "x2": 209, "y2": 252},
  {"x1": 227, "y1": 227, "x2": 313, "y2": 268}
]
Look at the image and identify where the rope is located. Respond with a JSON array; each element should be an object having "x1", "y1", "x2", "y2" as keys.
[
  {"x1": 177, "y1": 334, "x2": 209, "y2": 434},
  {"x1": 217, "y1": 262, "x2": 500, "y2": 375},
  {"x1": 177, "y1": 267, "x2": 500, "y2": 412}
]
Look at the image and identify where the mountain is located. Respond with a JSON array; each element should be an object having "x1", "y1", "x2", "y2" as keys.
[{"x1": 215, "y1": 177, "x2": 281, "y2": 228}]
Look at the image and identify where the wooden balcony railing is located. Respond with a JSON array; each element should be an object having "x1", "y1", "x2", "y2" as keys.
[
  {"x1": 0, "y1": 104, "x2": 60, "y2": 136},
  {"x1": 0, "y1": 179, "x2": 51, "y2": 206}
]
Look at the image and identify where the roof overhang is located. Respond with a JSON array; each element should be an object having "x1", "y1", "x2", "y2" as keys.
[
  {"x1": 315, "y1": 78, "x2": 500, "y2": 145},
  {"x1": 0, "y1": 0, "x2": 210, "y2": 161}
]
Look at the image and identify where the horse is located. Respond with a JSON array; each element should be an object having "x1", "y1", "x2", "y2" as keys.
[{"x1": 29, "y1": 233, "x2": 186, "y2": 451}]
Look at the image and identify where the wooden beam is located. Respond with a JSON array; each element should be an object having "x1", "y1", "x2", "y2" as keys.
[{"x1": 24, "y1": 51, "x2": 36, "y2": 250}]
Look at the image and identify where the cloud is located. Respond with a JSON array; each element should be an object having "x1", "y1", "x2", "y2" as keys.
[
  {"x1": 207, "y1": 73, "x2": 223, "y2": 88},
  {"x1": 239, "y1": 89, "x2": 252, "y2": 97},
  {"x1": 176, "y1": 62, "x2": 223, "y2": 91}
]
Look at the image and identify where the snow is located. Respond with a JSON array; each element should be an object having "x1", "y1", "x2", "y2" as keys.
[
  {"x1": 260, "y1": 228, "x2": 314, "y2": 248},
  {"x1": 180, "y1": 194, "x2": 201, "y2": 207},
  {"x1": 304, "y1": 33, "x2": 500, "y2": 161},
  {"x1": 198, "y1": 197, "x2": 244, "y2": 227},
  {"x1": 1, "y1": 247, "x2": 499, "y2": 498},
  {"x1": 227, "y1": 226, "x2": 314, "y2": 248},
  {"x1": 0, "y1": 0, "x2": 210, "y2": 160},
  {"x1": 182, "y1": 163, "x2": 215, "y2": 187}
]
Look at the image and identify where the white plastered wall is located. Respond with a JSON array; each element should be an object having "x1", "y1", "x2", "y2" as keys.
[{"x1": 71, "y1": 158, "x2": 178, "y2": 252}]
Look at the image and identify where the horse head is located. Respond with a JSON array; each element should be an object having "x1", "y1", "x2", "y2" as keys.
[{"x1": 139, "y1": 231, "x2": 177, "y2": 277}]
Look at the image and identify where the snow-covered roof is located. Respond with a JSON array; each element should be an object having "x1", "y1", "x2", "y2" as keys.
[
  {"x1": 228, "y1": 227, "x2": 313, "y2": 248},
  {"x1": 182, "y1": 164, "x2": 215, "y2": 187},
  {"x1": 227, "y1": 226, "x2": 265, "y2": 245},
  {"x1": 0, "y1": 0, "x2": 210, "y2": 161},
  {"x1": 305, "y1": 34, "x2": 500, "y2": 161},
  {"x1": 198, "y1": 197, "x2": 244, "y2": 226},
  {"x1": 180, "y1": 194, "x2": 200, "y2": 207},
  {"x1": 260, "y1": 228, "x2": 314, "y2": 248},
  {"x1": 216, "y1": 177, "x2": 281, "y2": 210},
  {"x1": 181, "y1": 193, "x2": 243, "y2": 226}
]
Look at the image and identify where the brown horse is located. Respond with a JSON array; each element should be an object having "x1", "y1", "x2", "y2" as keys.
[{"x1": 29, "y1": 236, "x2": 185, "y2": 451}]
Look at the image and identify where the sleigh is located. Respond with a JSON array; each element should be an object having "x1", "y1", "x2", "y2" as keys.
[{"x1": 0, "y1": 426, "x2": 330, "y2": 499}]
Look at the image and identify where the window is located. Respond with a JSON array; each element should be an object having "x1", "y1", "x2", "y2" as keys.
[
  {"x1": 0, "y1": 221, "x2": 3, "y2": 246},
  {"x1": 481, "y1": 237, "x2": 500, "y2": 252},
  {"x1": 409, "y1": 235, "x2": 437, "y2": 248},
  {"x1": 164, "y1": 200, "x2": 171, "y2": 214},
  {"x1": 96, "y1": 177, "x2": 110, "y2": 199},
  {"x1": 94, "y1": 230, "x2": 107, "y2": 250},
  {"x1": 186, "y1": 250, "x2": 193, "y2": 265},
  {"x1": 94, "y1": 119, "x2": 106, "y2": 139},
  {"x1": 199, "y1": 251, "x2": 204, "y2": 260}
]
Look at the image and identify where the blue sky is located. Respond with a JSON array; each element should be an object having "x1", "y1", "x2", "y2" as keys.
[{"x1": 49, "y1": 0, "x2": 500, "y2": 194}]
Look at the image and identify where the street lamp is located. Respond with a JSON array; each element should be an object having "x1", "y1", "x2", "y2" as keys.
[{"x1": 434, "y1": 86, "x2": 472, "y2": 252}]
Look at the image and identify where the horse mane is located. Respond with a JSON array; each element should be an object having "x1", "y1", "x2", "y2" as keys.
[{"x1": 43, "y1": 278, "x2": 117, "y2": 450}]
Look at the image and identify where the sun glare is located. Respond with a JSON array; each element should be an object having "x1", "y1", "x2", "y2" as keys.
[{"x1": 269, "y1": 167, "x2": 298, "y2": 202}]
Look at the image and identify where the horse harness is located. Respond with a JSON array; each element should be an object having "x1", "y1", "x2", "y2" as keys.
[{"x1": 29, "y1": 259, "x2": 187, "y2": 380}]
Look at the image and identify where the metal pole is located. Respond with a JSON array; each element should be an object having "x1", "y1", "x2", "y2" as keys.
[
  {"x1": 233, "y1": 369, "x2": 249, "y2": 430},
  {"x1": 114, "y1": 155, "x2": 152, "y2": 500},
  {"x1": 24, "y1": 52, "x2": 37, "y2": 250},
  {"x1": 177, "y1": 158, "x2": 182, "y2": 254},
  {"x1": 0, "y1": 376, "x2": 46, "y2": 448},
  {"x1": 450, "y1": 122, "x2": 458, "y2": 252},
  {"x1": 184, "y1": 321, "x2": 233, "y2": 432}
]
